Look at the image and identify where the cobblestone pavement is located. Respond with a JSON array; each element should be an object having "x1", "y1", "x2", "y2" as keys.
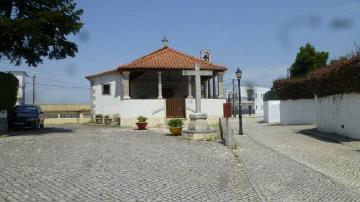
[
  {"x1": 0, "y1": 125, "x2": 259, "y2": 201},
  {"x1": 231, "y1": 117, "x2": 360, "y2": 201}
]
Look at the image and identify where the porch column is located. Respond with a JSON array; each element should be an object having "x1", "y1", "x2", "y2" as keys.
[
  {"x1": 204, "y1": 79, "x2": 209, "y2": 98},
  {"x1": 187, "y1": 76, "x2": 193, "y2": 98},
  {"x1": 207, "y1": 80, "x2": 211, "y2": 99},
  {"x1": 212, "y1": 76, "x2": 217, "y2": 98},
  {"x1": 217, "y1": 72, "x2": 224, "y2": 99},
  {"x1": 122, "y1": 71, "x2": 130, "y2": 99},
  {"x1": 157, "y1": 71, "x2": 163, "y2": 99}
]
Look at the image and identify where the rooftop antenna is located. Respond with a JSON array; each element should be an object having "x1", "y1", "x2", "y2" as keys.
[{"x1": 162, "y1": 36, "x2": 168, "y2": 47}]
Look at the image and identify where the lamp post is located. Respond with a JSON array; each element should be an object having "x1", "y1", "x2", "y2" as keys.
[{"x1": 236, "y1": 68, "x2": 243, "y2": 135}]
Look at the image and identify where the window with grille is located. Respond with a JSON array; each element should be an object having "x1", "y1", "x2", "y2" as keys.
[{"x1": 102, "y1": 84, "x2": 111, "y2": 95}]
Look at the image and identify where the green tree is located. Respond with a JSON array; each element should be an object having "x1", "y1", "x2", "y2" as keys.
[
  {"x1": 290, "y1": 43, "x2": 329, "y2": 78},
  {"x1": 0, "y1": 72, "x2": 19, "y2": 111},
  {"x1": 0, "y1": 0, "x2": 83, "y2": 67}
]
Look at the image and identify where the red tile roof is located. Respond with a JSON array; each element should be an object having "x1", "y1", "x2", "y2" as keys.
[
  {"x1": 86, "y1": 46, "x2": 227, "y2": 80},
  {"x1": 117, "y1": 46, "x2": 227, "y2": 71}
]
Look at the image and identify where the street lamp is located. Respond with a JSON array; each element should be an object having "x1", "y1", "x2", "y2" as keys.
[{"x1": 235, "y1": 68, "x2": 243, "y2": 135}]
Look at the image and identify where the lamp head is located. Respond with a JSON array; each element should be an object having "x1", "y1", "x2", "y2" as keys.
[{"x1": 235, "y1": 68, "x2": 242, "y2": 79}]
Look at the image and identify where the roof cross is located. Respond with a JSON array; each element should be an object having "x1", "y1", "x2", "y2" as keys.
[{"x1": 161, "y1": 36, "x2": 168, "y2": 47}]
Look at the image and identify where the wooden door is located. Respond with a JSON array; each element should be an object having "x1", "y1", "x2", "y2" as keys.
[{"x1": 166, "y1": 98, "x2": 185, "y2": 118}]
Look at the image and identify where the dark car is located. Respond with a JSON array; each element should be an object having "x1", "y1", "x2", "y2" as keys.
[{"x1": 11, "y1": 105, "x2": 45, "y2": 129}]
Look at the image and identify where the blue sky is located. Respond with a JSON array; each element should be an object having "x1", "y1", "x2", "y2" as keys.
[{"x1": 1, "y1": 0, "x2": 359, "y2": 104}]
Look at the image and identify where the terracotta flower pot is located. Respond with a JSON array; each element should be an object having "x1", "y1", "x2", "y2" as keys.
[
  {"x1": 169, "y1": 127, "x2": 182, "y2": 136},
  {"x1": 136, "y1": 122, "x2": 148, "y2": 130}
]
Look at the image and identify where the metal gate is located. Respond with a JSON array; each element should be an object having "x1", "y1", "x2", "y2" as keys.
[{"x1": 166, "y1": 98, "x2": 185, "y2": 118}]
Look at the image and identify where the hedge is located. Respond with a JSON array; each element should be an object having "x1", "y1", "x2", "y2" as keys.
[
  {"x1": 0, "y1": 72, "x2": 19, "y2": 111},
  {"x1": 273, "y1": 77, "x2": 314, "y2": 100},
  {"x1": 308, "y1": 53, "x2": 360, "y2": 97},
  {"x1": 263, "y1": 89, "x2": 279, "y2": 101}
]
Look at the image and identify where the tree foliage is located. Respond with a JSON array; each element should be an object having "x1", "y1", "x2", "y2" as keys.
[
  {"x1": 290, "y1": 43, "x2": 329, "y2": 78},
  {"x1": 0, "y1": 0, "x2": 83, "y2": 67},
  {"x1": 0, "y1": 72, "x2": 19, "y2": 111}
]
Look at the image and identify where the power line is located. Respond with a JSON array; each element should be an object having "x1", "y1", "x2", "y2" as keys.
[{"x1": 36, "y1": 76, "x2": 89, "y2": 87}]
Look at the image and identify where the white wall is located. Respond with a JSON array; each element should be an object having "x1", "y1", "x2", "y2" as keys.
[
  {"x1": 120, "y1": 99, "x2": 165, "y2": 118},
  {"x1": 263, "y1": 101, "x2": 280, "y2": 123},
  {"x1": 315, "y1": 93, "x2": 360, "y2": 139},
  {"x1": 91, "y1": 73, "x2": 123, "y2": 115},
  {"x1": 280, "y1": 99, "x2": 315, "y2": 125},
  {"x1": 9, "y1": 72, "x2": 26, "y2": 105},
  {"x1": 185, "y1": 99, "x2": 225, "y2": 117}
]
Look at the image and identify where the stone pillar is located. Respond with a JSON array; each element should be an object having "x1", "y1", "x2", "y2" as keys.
[
  {"x1": 204, "y1": 80, "x2": 209, "y2": 98},
  {"x1": 122, "y1": 71, "x2": 130, "y2": 99},
  {"x1": 217, "y1": 72, "x2": 224, "y2": 99},
  {"x1": 207, "y1": 80, "x2": 211, "y2": 99},
  {"x1": 157, "y1": 71, "x2": 163, "y2": 99},
  {"x1": 187, "y1": 76, "x2": 193, "y2": 99},
  {"x1": 212, "y1": 76, "x2": 217, "y2": 98}
]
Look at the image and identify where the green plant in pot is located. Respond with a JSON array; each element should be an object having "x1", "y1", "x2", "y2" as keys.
[
  {"x1": 104, "y1": 115, "x2": 112, "y2": 125},
  {"x1": 95, "y1": 114, "x2": 103, "y2": 124},
  {"x1": 136, "y1": 116, "x2": 148, "y2": 130},
  {"x1": 167, "y1": 118, "x2": 183, "y2": 136}
]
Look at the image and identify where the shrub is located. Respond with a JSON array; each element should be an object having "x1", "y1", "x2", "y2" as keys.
[
  {"x1": 95, "y1": 114, "x2": 103, "y2": 118},
  {"x1": 137, "y1": 116, "x2": 147, "y2": 123},
  {"x1": 0, "y1": 72, "x2": 19, "y2": 111},
  {"x1": 308, "y1": 52, "x2": 360, "y2": 97},
  {"x1": 273, "y1": 77, "x2": 314, "y2": 100},
  {"x1": 167, "y1": 118, "x2": 183, "y2": 128}
]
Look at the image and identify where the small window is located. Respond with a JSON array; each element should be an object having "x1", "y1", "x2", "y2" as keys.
[{"x1": 102, "y1": 84, "x2": 111, "y2": 95}]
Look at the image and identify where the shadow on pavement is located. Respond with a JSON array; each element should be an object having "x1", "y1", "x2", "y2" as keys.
[
  {"x1": 6, "y1": 126, "x2": 74, "y2": 137},
  {"x1": 296, "y1": 128, "x2": 360, "y2": 144}
]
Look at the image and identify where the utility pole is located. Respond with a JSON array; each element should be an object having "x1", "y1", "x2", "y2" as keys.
[{"x1": 32, "y1": 67, "x2": 37, "y2": 105}]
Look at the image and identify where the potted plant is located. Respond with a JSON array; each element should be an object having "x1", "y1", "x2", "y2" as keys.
[
  {"x1": 95, "y1": 114, "x2": 103, "y2": 124},
  {"x1": 167, "y1": 118, "x2": 183, "y2": 136},
  {"x1": 104, "y1": 115, "x2": 112, "y2": 125},
  {"x1": 136, "y1": 116, "x2": 148, "y2": 130}
]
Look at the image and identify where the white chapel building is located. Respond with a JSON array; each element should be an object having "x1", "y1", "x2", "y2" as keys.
[{"x1": 85, "y1": 45, "x2": 228, "y2": 127}]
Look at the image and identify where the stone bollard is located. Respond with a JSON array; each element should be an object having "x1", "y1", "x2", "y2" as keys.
[{"x1": 0, "y1": 110, "x2": 8, "y2": 134}]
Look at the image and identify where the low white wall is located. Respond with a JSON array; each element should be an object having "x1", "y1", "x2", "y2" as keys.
[
  {"x1": 263, "y1": 101, "x2": 280, "y2": 123},
  {"x1": 120, "y1": 99, "x2": 165, "y2": 118},
  {"x1": 315, "y1": 93, "x2": 360, "y2": 139},
  {"x1": 185, "y1": 99, "x2": 225, "y2": 117},
  {"x1": 280, "y1": 99, "x2": 315, "y2": 125}
]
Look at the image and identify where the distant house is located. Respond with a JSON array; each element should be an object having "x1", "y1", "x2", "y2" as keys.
[
  {"x1": 8, "y1": 71, "x2": 27, "y2": 105},
  {"x1": 226, "y1": 86, "x2": 270, "y2": 115},
  {"x1": 85, "y1": 45, "x2": 228, "y2": 127}
]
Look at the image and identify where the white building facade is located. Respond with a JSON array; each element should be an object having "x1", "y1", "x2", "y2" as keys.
[
  {"x1": 8, "y1": 71, "x2": 27, "y2": 105},
  {"x1": 86, "y1": 46, "x2": 228, "y2": 127},
  {"x1": 226, "y1": 85, "x2": 270, "y2": 115}
]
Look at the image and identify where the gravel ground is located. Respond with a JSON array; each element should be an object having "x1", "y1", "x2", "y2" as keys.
[
  {"x1": 231, "y1": 117, "x2": 360, "y2": 201},
  {"x1": 0, "y1": 125, "x2": 259, "y2": 202}
]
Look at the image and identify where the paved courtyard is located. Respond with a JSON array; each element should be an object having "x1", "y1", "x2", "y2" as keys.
[
  {"x1": 231, "y1": 117, "x2": 360, "y2": 201},
  {"x1": 0, "y1": 125, "x2": 259, "y2": 201}
]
